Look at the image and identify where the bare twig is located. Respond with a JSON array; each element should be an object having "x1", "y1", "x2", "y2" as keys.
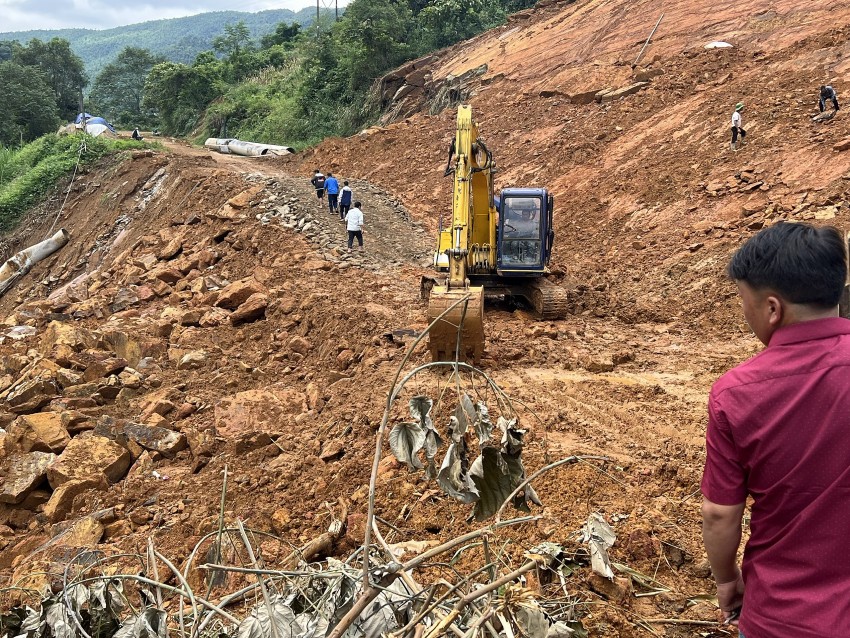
[
  {"x1": 423, "y1": 561, "x2": 540, "y2": 638},
  {"x1": 147, "y1": 538, "x2": 163, "y2": 609},
  {"x1": 236, "y1": 519, "x2": 281, "y2": 638},
  {"x1": 71, "y1": 574, "x2": 240, "y2": 624},
  {"x1": 643, "y1": 618, "x2": 724, "y2": 626},
  {"x1": 363, "y1": 293, "x2": 474, "y2": 588},
  {"x1": 153, "y1": 549, "x2": 200, "y2": 636}
]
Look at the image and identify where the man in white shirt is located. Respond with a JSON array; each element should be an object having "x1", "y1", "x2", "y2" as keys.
[
  {"x1": 344, "y1": 201, "x2": 364, "y2": 250},
  {"x1": 731, "y1": 102, "x2": 746, "y2": 151}
]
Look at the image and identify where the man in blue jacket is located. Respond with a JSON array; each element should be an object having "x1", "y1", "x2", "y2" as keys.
[{"x1": 324, "y1": 173, "x2": 340, "y2": 217}]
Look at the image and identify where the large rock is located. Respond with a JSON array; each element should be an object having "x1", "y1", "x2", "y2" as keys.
[
  {"x1": 229, "y1": 293, "x2": 268, "y2": 325},
  {"x1": 83, "y1": 357, "x2": 128, "y2": 382},
  {"x1": 177, "y1": 351, "x2": 207, "y2": 370},
  {"x1": 124, "y1": 423, "x2": 187, "y2": 457},
  {"x1": 6, "y1": 379, "x2": 59, "y2": 413},
  {"x1": 214, "y1": 388, "x2": 307, "y2": 437},
  {"x1": 215, "y1": 279, "x2": 267, "y2": 310},
  {"x1": 43, "y1": 477, "x2": 107, "y2": 523},
  {"x1": 0, "y1": 451, "x2": 55, "y2": 504},
  {"x1": 39, "y1": 321, "x2": 97, "y2": 356},
  {"x1": 4, "y1": 413, "x2": 70, "y2": 453},
  {"x1": 46, "y1": 436, "x2": 132, "y2": 488},
  {"x1": 833, "y1": 138, "x2": 850, "y2": 152},
  {"x1": 200, "y1": 307, "x2": 231, "y2": 327},
  {"x1": 157, "y1": 237, "x2": 184, "y2": 260},
  {"x1": 102, "y1": 329, "x2": 167, "y2": 367},
  {"x1": 597, "y1": 82, "x2": 649, "y2": 102},
  {"x1": 109, "y1": 288, "x2": 139, "y2": 314},
  {"x1": 226, "y1": 185, "x2": 265, "y2": 209}
]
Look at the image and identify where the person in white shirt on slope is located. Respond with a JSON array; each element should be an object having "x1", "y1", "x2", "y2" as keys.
[
  {"x1": 345, "y1": 201, "x2": 364, "y2": 250},
  {"x1": 731, "y1": 102, "x2": 746, "y2": 151}
]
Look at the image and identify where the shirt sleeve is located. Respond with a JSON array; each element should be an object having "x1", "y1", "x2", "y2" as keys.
[{"x1": 701, "y1": 390, "x2": 748, "y2": 505}]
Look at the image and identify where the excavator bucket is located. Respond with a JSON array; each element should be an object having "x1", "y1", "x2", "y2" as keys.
[{"x1": 426, "y1": 285, "x2": 485, "y2": 363}]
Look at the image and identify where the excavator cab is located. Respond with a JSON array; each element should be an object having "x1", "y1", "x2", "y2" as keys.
[{"x1": 496, "y1": 188, "x2": 554, "y2": 274}]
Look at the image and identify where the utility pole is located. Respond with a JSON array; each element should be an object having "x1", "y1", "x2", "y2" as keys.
[
  {"x1": 335, "y1": 0, "x2": 338, "y2": 21},
  {"x1": 316, "y1": 0, "x2": 320, "y2": 37}
]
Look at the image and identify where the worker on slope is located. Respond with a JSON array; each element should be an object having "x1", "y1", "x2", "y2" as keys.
[
  {"x1": 310, "y1": 169, "x2": 326, "y2": 209},
  {"x1": 344, "y1": 200, "x2": 364, "y2": 251},
  {"x1": 701, "y1": 222, "x2": 850, "y2": 638},
  {"x1": 819, "y1": 85, "x2": 840, "y2": 112},
  {"x1": 730, "y1": 102, "x2": 746, "y2": 151},
  {"x1": 324, "y1": 172, "x2": 340, "y2": 217},
  {"x1": 132, "y1": 127, "x2": 143, "y2": 141}
]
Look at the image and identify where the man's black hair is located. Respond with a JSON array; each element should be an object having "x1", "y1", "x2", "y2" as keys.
[
  {"x1": 727, "y1": 222, "x2": 847, "y2": 307},
  {"x1": 354, "y1": 201, "x2": 361, "y2": 208}
]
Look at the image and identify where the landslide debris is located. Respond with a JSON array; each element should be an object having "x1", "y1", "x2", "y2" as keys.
[{"x1": 4, "y1": 0, "x2": 850, "y2": 636}]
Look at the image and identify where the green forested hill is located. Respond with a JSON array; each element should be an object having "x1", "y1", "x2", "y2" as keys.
[{"x1": 0, "y1": 8, "x2": 323, "y2": 80}]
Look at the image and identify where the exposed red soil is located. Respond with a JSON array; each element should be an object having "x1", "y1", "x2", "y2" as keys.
[{"x1": 2, "y1": 1, "x2": 850, "y2": 636}]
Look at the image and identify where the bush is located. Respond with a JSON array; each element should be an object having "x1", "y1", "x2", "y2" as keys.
[{"x1": 0, "y1": 134, "x2": 140, "y2": 230}]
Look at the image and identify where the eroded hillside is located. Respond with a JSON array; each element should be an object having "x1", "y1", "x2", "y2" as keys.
[{"x1": 2, "y1": 1, "x2": 850, "y2": 637}]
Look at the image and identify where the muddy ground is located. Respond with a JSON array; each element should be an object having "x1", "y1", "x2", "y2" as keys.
[{"x1": 3, "y1": 1, "x2": 850, "y2": 637}]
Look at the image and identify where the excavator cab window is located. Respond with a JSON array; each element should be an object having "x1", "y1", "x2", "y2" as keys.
[{"x1": 499, "y1": 196, "x2": 543, "y2": 267}]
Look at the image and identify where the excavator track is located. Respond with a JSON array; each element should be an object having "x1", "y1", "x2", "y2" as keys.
[
  {"x1": 427, "y1": 286, "x2": 485, "y2": 363},
  {"x1": 521, "y1": 278, "x2": 570, "y2": 320}
]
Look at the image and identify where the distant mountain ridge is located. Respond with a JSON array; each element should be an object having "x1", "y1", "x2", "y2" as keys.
[{"x1": 0, "y1": 8, "x2": 326, "y2": 81}]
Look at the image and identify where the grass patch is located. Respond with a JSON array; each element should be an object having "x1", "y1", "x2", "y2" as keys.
[{"x1": 0, "y1": 134, "x2": 143, "y2": 231}]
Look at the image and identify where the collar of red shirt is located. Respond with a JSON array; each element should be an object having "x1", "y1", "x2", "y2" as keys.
[{"x1": 768, "y1": 316, "x2": 850, "y2": 346}]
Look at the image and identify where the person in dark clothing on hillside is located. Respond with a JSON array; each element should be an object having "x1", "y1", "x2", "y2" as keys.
[
  {"x1": 339, "y1": 180, "x2": 353, "y2": 220},
  {"x1": 311, "y1": 169, "x2": 326, "y2": 208},
  {"x1": 819, "y1": 85, "x2": 840, "y2": 112},
  {"x1": 132, "y1": 128, "x2": 143, "y2": 140}
]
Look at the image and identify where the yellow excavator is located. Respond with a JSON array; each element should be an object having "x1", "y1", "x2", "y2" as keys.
[{"x1": 426, "y1": 105, "x2": 568, "y2": 362}]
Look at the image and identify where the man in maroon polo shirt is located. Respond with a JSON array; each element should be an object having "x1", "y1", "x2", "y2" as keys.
[{"x1": 701, "y1": 222, "x2": 850, "y2": 638}]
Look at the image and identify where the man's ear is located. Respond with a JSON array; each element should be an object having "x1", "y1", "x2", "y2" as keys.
[{"x1": 766, "y1": 295, "x2": 784, "y2": 326}]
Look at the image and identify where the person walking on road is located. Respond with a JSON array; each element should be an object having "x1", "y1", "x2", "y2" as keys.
[
  {"x1": 819, "y1": 85, "x2": 840, "y2": 112},
  {"x1": 730, "y1": 102, "x2": 746, "y2": 151},
  {"x1": 701, "y1": 221, "x2": 850, "y2": 638},
  {"x1": 324, "y1": 172, "x2": 340, "y2": 216},
  {"x1": 339, "y1": 181, "x2": 353, "y2": 220},
  {"x1": 311, "y1": 169, "x2": 326, "y2": 208},
  {"x1": 345, "y1": 201, "x2": 364, "y2": 250}
]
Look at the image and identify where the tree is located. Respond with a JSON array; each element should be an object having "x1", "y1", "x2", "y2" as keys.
[
  {"x1": 213, "y1": 21, "x2": 254, "y2": 59},
  {"x1": 0, "y1": 41, "x2": 13, "y2": 62},
  {"x1": 0, "y1": 62, "x2": 61, "y2": 146},
  {"x1": 335, "y1": 0, "x2": 417, "y2": 94},
  {"x1": 261, "y1": 22, "x2": 302, "y2": 50},
  {"x1": 419, "y1": 0, "x2": 491, "y2": 48},
  {"x1": 212, "y1": 21, "x2": 260, "y2": 82},
  {"x1": 144, "y1": 60, "x2": 225, "y2": 135},
  {"x1": 13, "y1": 38, "x2": 87, "y2": 121},
  {"x1": 88, "y1": 47, "x2": 164, "y2": 127}
]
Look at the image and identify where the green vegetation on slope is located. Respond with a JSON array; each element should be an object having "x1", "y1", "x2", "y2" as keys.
[
  {"x1": 0, "y1": 135, "x2": 143, "y2": 230},
  {"x1": 146, "y1": 0, "x2": 537, "y2": 148}
]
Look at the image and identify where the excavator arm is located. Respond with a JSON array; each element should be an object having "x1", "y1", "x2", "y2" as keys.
[{"x1": 427, "y1": 106, "x2": 488, "y2": 361}]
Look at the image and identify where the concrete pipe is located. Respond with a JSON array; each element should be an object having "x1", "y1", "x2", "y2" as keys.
[
  {"x1": 0, "y1": 229, "x2": 71, "y2": 296},
  {"x1": 204, "y1": 138, "x2": 235, "y2": 154},
  {"x1": 204, "y1": 138, "x2": 295, "y2": 156}
]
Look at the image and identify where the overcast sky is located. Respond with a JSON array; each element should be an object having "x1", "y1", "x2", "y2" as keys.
[{"x1": 1, "y1": 0, "x2": 347, "y2": 33}]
